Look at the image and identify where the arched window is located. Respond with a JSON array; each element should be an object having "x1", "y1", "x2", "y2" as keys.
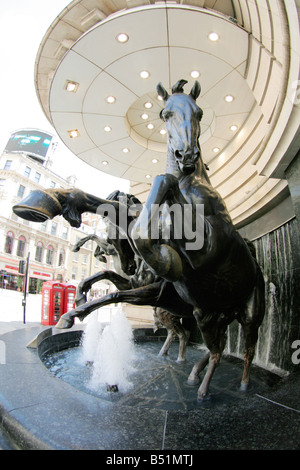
[
  {"x1": 58, "y1": 250, "x2": 64, "y2": 267},
  {"x1": 4, "y1": 231, "x2": 14, "y2": 254},
  {"x1": 35, "y1": 242, "x2": 43, "y2": 262},
  {"x1": 16, "y1": 236, "x2": 26, "y2": 257},
  {"x1": 46, "y1": 245, "x2": 54, "y2": 265}
]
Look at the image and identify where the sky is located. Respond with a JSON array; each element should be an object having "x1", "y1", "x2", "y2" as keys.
[{"x1": 0, "y1": 0, "x2": 129, "y2": 197}]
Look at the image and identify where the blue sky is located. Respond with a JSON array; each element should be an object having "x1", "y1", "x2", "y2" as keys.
[{"x1": 0, "y1": 0, "x2": 129, "y2": 197}]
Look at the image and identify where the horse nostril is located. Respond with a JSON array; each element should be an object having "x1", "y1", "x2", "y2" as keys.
[
  {"x1": 194, "y1": 150, "x2": 200, "y2": 161},
  {"x1": 175, "y1": 150, "x2": 183, "y2": 160}
]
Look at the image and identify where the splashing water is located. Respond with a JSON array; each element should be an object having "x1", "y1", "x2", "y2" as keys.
[
  {"x1": 82, "y1": 309, "x2": 137, "y2": 393},
  {"x1": 80, "y1": 311, "x2": 103, "y2": 364}
]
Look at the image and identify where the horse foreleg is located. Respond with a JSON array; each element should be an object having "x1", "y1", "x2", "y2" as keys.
[
  {"x1": 154, "y1": 308, "x2": 190, "y2": 362},
  {"x1": 76, "y1": 270, "x2": 131, "y2": 306},
  {"x1": 238, "y1": 272, "x2": 265, "y2": 391},
  {"x1": 189, "y1": 308, "x2": 228, "y2": 399},
  {"x1": 177, "y1": 327, "x2": 191, "y2": 363},
  {"x1": 197, "y1": 352, "x2": 221, "y2": 399},
  {"x1": 132, "y1": 174, "x2": 186, "y2": 282},
  {"x1": 187, "y1": 353, "x2": 210, "y2": 385},
  {"x1": 158, "y1": 329, "x2": 177, "y2": 357},
  {"x1": 56, "y1": 282, "x2": 164, "y2": 329}
]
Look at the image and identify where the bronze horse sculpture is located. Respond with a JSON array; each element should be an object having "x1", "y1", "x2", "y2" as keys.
[
  {"x1": 13, "y1": 79, "x2": 265, "y2": 399},
  {"x1": 73, "y1": 193, "x2": 192, "y2": 363}
]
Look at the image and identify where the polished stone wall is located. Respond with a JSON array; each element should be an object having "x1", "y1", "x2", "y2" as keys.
[{"x1": 226, "y1": 217, "x2": 300, "y2": 374}]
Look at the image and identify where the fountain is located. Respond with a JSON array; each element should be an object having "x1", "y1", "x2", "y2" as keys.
[
  {"x1": 87, "y1": 309, "x2": 136, "y2": 394},
  {"x1": 4, "y1": 79, "x2": 299, "y2": 450},
  {"x1": 226, "y1": 219, "x2": 299, "y2": 375}
]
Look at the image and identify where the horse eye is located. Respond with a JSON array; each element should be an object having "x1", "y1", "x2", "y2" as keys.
[{"x1": 161, "y1": 110, "x2": 173, "y2": 121}]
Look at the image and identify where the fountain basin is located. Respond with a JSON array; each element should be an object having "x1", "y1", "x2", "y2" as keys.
[
  {"x1": 39, "y1": 329, "x2": 281, "y2": 412},
  {"x1": 0, "y1": 325, "x2": 299, "y2": 450}
]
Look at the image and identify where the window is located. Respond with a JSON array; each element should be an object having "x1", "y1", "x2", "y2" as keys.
[
  {"x1": 4, "y1": 160, "x2": 12, "y2": 170},
  {"x1": 17, "y1": 236, "x2": 26, "y2": 257},
  {"x1": 17, "y1": 185, "x2": 25, "y2": 198},
  {"x1": 82, "y1": 254, "x2": 88, "y2": 264},
  {"x1": 81, "y1": 269, "x2": 86, "y2": 281},
  {"x1": 73, "y1": 252, "x2": 79, "y2": 262},
  {"x1": 35, "y1": 242, "x2": 43, "y2": 262},
  {"x1": 51, "y1": 222, "x2": 57, "y2": 235},
  {"x1": 62, "y1": 226, "x2": 68, "y2": 239},
  {"x1": 34, "y1": 172, "x2": 41, "y2": 184},
  {"x1": 40, "y1": 221, "x2": 47, "y2": 232},
  {"x1": 50, "y1": 181, "x2": 56, "y2": 188},
  {"x1": 46, "y1": 245, "x2": 54, "y2": 265},
  {"x1": 5, "y1": 231, "x2": 14, "y2": 254},
  {"x1": 58, "y1": 250, "x2": 64, "y2": 266},
  {"x1": 24, "y1": 166, "x2": 31, "y2": 178},
  {"x1": 0, "y1": 179, "x2": 5, "y2": 190},
  {"x1": 72, "y1": 267, "x2": 77, "y2": 280}
]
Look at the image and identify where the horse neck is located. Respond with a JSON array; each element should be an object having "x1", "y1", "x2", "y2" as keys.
[{"x1": 166, "y1": 148, "x2": 211, "y2": 185}]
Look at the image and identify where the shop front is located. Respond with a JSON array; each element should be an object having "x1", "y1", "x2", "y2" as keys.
[{"x1": 29, "y1": 268, "x2": 53, "y2": 293}]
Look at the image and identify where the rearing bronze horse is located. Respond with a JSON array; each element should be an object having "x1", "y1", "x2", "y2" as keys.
[{"x1": 13, "y1": 80, "x2": 265, "y2": 399}]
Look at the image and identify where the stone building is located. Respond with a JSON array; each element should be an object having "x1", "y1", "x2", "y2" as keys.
[{"x1": 0, "y1": 135, "x2": 109, "y2": 294}]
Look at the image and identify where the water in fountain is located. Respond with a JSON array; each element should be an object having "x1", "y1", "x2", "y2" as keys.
[
  {"x1": 226, "y1": 220, "x2": 297, "y2": 375},
  {"x1": 80, "y1": 311, "x2": 103, "y2": 364},
  {"x1": 81, "y1": 309, "x2": 137, "y2": 393}
]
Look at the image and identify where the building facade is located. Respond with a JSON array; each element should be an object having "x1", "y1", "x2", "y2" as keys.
[{"x1": 0, "y1": 141, "x2": 110, "y2": 295}]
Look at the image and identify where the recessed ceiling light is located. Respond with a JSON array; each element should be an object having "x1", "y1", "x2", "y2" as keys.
[
  {"x1": 106, "y1": 96, "x2": 116, "y2": 104},
  {"x1": 140, "y1": 70, "x2": 150, "y2": 79},
  {"x1": 141, "y1": 113, "x2": 149, "y2": 120},
  {"x1": 152, "y1": 159, "x2": 158, "y2": 164},
  {"x1": 190, "y1": 71, "x2": 200, "y2": 79},
  {"x1": 68, "y1": 129, "x2": 80, "y2": 138},
  {"x1": 116, "y1": 33, "x2": 129, "y2": 43},
  {"x1": 147, "y1": 123, "x2": 154, "y2": 130},
  {"x1": 102, "y1": 161, "x2": 108, "y2": 165},
  {"x1": 145, "y1": 174, "x2": 151, "y2": 179},
  {"x1": 160, "y1": 129, "x2": 167, "y2": 135},
  {"x1": 104, "y1": 126, "x2": 112, "y2": 132},
  {"x1": 157, "y1": 94, "x2": 163, "y2": 101},
  {"x1": 230, "y1": 125, "x2": 238, "y2": 132},
  {"x1": 225, "y1": 95, "x2": 234, "y2": 103},
  {"x1": 65, "y1": 80, "x2": 79, "y2": 92},
  {"x1": 122, "y1": 148, "x2": 129, "y2": 153},
  {"x1": 213, "y1": 147, "x2": 220, "y2": 153},
  {"x1": 144, "y1": 102, "x2": 153, "y2": 109},
  {"x1": 208, "y1": 32, "x2": 219, "y2": 41}
]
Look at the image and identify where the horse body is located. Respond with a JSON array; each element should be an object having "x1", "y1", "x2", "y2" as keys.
[
  {"x1": 131, "y1": 80, "x2": 265, "y2": 397},
  {"x1": 73, "y1": 220, "x2": 192, "y2": 362}
]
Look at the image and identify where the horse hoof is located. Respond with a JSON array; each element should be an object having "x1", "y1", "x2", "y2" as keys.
[
  {"x1": 240, "y1": 382, "x2": 249, "y2": 392},
  {"x1": 176, "y1": 358, "x2": 186, "y2": 364},
  {"x1": 56, "y1": 313, "x2": 74, "y2": 329},
  {"x1": 186, "y1": 378, "x2": 200, "y2": 386},
  {"x1": 197, "y1": 392, "x2": 211, "y2": 402}
]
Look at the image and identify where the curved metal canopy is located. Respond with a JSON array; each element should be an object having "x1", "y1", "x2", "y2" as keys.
[{"x1": 35, "y1": 0, "x2": 300, "y2": 227}]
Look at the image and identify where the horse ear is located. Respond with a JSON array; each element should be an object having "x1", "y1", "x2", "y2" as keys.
[
  {"x1": 171, "y1": 79, "x2": 188, "y2": 94},
  {"x1": 156, "y1": 82, "x2": 169, "y2": 101},
  {"x1": 190, "y1": 81, "x2": 201, "y2": 101}
]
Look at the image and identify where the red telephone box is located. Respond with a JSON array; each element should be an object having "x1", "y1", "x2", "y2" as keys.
[
  {"x1": 62, "y1": 284, "x2": 76, "y2": 313},
  {"x1": 41, "y1": 281, "x2": 64, "y2": 326}
]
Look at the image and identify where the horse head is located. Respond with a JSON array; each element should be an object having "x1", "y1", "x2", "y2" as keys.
[
  {"x1": 157, "y1": 79, "x2": 203, "y2": 175},
  {"x1": 105, "y1": 190, "x2": 142, "y2": 276}
]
